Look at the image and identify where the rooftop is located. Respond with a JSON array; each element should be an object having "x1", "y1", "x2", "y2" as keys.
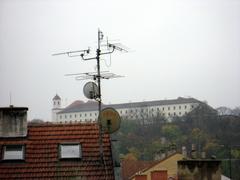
[{"x1": 0, "y1": 122, "x2": 114, "y2": 179}]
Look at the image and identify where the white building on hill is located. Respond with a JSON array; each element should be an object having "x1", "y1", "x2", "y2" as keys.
[{"x1": 51, "y1": 95, "x2": 201, "y2": 123}]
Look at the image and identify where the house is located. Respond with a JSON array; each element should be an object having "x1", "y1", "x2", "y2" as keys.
[
  {"x1": 122, "y1": 153, "x2": 184, "y2": 180},
  {"x1": 52, "y1": 95, "x2": 201, "y2": 122},
  {"x1": 0, "y1": 106, "x2": 115, "y2": 179}
]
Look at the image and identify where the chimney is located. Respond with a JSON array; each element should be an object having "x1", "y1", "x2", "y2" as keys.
[
  {"x1": 0, "y1": 106, "x2": 28, "y2": 137},
  {"x1": 191, "y1": 144, "x2": 197, "y2": 159},
  {"x1": 182, "y1": 146, "x2": 187, "y2": 159}
]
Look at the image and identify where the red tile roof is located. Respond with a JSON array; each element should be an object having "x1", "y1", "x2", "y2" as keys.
[{"x1": 0, "y1": 122, "x2": 114, "y2": 179}]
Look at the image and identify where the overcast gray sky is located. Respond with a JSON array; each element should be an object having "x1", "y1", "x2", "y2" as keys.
[{"x1": 0, "y1": 0, "x2": 240, "y2": 120}]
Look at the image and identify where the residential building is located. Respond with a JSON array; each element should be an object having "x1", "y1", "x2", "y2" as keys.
[
  {"x1": 0, "y1": 106, "x2": 115, "y2": 179},
  {"x1": 52, "y1": 95, "x2": 201, "y2": 122},
  {"x1": 121, "y1": 153, "x2": 184, "y2": 180}
]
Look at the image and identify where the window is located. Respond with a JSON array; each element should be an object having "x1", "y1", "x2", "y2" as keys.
[
  {"x1": 70, "y1": 115, "x2": 72, "y2": 118},
  {"x1": 90, "y1": 113, "x2": 92, "y2": 117},
  {"x1": 168, "y1": 107, "x2": 170, "y2": 110},
  {"x1": 162, "y1": 107, "x2": 165, "y2": 111},
  {"x1": 179, "y1": 106, "x2": 181, "y2": 109},
  {"x1": 75, "y1": 114, "x2": 77, "y2": 118},
  {"x1": 65, "y1": 115, "x2": 67, "y2": 119},
  {"x1": 185, "y1": 105, "x2": 187, "y2": 109},
  {"x1": 59, "y1": 144, "x2": 81, "y2": 159},
  {"x1": 179, "y1": 112, "x2": 182, "y2": 115},
  {"x1": 173, "y1": 106, "x2": 176, "y2": 110},
  {"x1": 3, "y1": 145, "x2": 24, "y2": 160},
  {"x1": 60, "y1": 115, "x2": 62, "y2": 119}
]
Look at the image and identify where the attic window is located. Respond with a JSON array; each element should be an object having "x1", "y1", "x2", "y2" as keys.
[
  {"x1": 59, "y1": 144, "x2": 82, "y2": 159},
  {"x1": 3, "y1": 145, "x2": 24, "y2": 160}
]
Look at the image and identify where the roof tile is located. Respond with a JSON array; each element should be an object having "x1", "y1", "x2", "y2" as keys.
[{"x1": 0, "y1": 122, "x2": 114, "y2": 179}]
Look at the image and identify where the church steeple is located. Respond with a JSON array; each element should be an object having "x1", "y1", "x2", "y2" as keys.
[{"x1": 52, "y1": 94, "x2": 61, "y2": 109}]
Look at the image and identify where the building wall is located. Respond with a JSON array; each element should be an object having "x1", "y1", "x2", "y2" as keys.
[{"x1": 54, "y1": 100, "x2": 199, "y2": 123}]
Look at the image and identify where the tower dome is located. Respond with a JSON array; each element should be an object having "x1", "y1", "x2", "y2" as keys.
[{"x1": 53, "y1": 94, "x2": 61, "y2": 101}]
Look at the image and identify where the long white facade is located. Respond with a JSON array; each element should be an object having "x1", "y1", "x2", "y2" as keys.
[{"x1": 52, "y1": 96, "x2": 200, "y2": 123}]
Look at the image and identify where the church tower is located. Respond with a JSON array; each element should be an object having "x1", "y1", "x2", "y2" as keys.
[{"x1": 52, "y1": 94, "x2": 62, "y2": 121}]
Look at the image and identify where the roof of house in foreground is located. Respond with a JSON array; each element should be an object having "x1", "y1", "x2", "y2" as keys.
[
  {"x1": 58, "y1": 97, "x2": 200, "y2": 114},
  {"x1": 0, "y1": 122, "x2": 114, "y2": 179}
]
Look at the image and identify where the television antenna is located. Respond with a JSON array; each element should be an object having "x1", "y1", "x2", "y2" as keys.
[
  {"x1": 65, "y1": 71, "x2": 124, "y2": 81},
  {"x1": 52, "y1": 29, "x2": 128, "y2": 163}
]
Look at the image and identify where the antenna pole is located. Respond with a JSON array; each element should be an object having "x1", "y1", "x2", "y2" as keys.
[
  {"x1": 9, "y1": 92, "x2": 12, "y2": 106},
  {"x1": 97, "y1": 29, "x2": 104, "y2": 162}
]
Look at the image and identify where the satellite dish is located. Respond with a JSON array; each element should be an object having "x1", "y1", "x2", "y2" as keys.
[
  {"x1": 99, "y1": 108, "x2": 121, "y2": 134},
  {"x1": 83, "y1": 82, "x2": 99, "y2": 99}
]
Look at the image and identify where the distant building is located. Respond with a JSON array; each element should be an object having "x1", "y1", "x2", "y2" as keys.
[
  {"x1": 52, "y1": 96, "x2": 202, "y2": 122},
  {"x1": 0, "y1": 106, "x2": 115, "y2": 179}
]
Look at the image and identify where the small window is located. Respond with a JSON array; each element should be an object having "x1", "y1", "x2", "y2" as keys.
[
  {"x1": 3, "y1": 145, "x2": 24, "y2": 160},
  {"x1": 59, "y1": 144, "x2": 81, "y2": 159},
  {"x1": 60, "y1": 115, "x2": 62, "y2": 119},
  {"x1": 173, "y1": 106, "x2": 176, "y2": 110},
  {"x1": 75, "y1": 114, "x2": 77, "y2": 118},
  {"x1": 185, "y1": 105, "x2": 187, "y2": 109},
  {"x1": 168, "y1": 107, "x2": 170, "y2": 110},
  {"x1": 179, "y1": 106, "x2": 181, "y2": 109}
]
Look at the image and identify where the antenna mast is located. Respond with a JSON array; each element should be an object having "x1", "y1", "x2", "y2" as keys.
[{"x1": 53, "y1": 29, "x2": 128, "y2": 163}]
